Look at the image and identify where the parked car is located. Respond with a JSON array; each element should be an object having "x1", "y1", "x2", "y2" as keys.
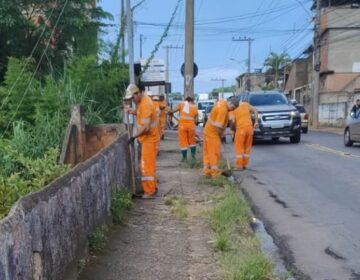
[
  {"x1": 344, "y1": 111, "x2": 360, "y2": 146},
  {"x1": 295, "y1": 105, "x2": 309, "y2": 134},
  {"x1": 203, "y1": 104, "x2": 214, "y2": 126},
  {"x1": 233, "y1": 91, "x2": 302, "y2": 143},
  {"x1": 197, "y1": 100, "x2": 216, "y2": 124}
]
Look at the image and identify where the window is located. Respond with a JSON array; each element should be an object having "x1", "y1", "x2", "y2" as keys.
[{"x1": 249, "y1": 94, "x2": 288, "y2": 106}]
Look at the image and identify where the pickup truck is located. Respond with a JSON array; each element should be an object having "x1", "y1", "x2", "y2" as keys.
[{"x1": 234, "y1": 91, "x2": 302, "y2": 143}]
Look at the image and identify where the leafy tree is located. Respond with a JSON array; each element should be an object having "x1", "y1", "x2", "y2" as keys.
[
  {"x1": 264, "y1": 52, "x2": 291, "y2": 89},
  {"x1": 211, "y1": 85, "x2": 236, "y2": 94},
  {"x1": 0, "y1": 0, "x2": 112, "y2": 80}
]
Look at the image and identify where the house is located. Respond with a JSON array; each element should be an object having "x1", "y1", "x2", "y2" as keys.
[
  {"x1": 235, "y1": 72, "x2": 273, "y2": 93},
  {"x1": 285, "y1": 1, "x2": 360, "y2": 126}
]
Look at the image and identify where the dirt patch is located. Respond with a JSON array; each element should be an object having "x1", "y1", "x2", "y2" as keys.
[{"x1": 78, "y1": 138, "x2": 223, "y2": 280}]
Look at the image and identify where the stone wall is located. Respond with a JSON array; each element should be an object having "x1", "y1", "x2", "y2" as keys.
[{"x1": 0, "y1": 133, "x2": 131, "y2": 280}]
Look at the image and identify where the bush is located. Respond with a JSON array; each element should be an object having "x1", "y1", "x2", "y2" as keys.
[
  {"x1": 88, "y1": 225, "x2": 109, "y2": 254},
  {"x1": 111, "y1": 190, "x2": 133, "y2": 224}
]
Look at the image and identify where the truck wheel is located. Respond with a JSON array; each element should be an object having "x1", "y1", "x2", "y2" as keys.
[
  {"x1": 302, "y1": 127, "x2": 308, "y2": 134},
  {"x1": 272, "y1": 137, "x2": 280, "y2": 142},
  {"x1": 290, "y1": 131, "x2": 301, "y2": 143},
  {"x1": 344, "y1": 128, "x2": 353, "y2": 147}
]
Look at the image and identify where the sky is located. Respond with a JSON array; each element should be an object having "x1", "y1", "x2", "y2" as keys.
[{"x1": 99, "y1": 0, "x2": 313, "y2": 93}]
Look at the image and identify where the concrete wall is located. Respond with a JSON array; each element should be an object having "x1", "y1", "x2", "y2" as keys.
[{"x1": 0, "y1": 133, "x2": 131, "y2": 280}]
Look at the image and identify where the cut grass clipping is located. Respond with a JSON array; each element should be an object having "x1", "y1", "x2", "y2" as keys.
[
  {"x1": 111, "y1": 189, "x2": 133, "y2": 224},
  {"x1": 165, "y1": 195, "x2": 188, "y2": 219},
  {"x1": 209, "y1": 184, "x2": 276, "y2": 280}
]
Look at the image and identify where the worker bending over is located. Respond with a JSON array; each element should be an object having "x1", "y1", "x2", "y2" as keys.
[
  {"x1": 233, "y1": 94, "x2": 258, "y2": 170},
  {"x1": 125, "y1": 84, "x2": 160, "y2": 199},
  {"x1": 170, "y1": 96, "x2": 198, "y2": 162},
  {"x1": 203, "y1": 99, "x2": 237, "y2": 177}
]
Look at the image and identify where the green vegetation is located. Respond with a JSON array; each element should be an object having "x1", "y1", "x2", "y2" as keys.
[
  {"x1": 165, "y1": 195, "x2": 188, "y2": 219},
  {"x1": 111, "y1": 190, "x2": 133, "y2": 225},
  {"x1": 88, "y1": 225, "x2": 109, "y2": 254},
  {"x1": 209, "y1": 184, "x2": 276, "y2": 280},
  {"x1": 199, "y1": 175, "x2": 229, "y2": 187}
]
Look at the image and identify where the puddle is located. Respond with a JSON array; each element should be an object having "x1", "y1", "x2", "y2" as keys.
[{"x1": 251, "y1": 218, "x2": 295, "y2": 280}]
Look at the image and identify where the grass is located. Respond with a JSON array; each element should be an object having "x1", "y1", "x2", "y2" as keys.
[
  {"x1": 164, "y1": 195, "x2": 188, "y2": 219},
  {"x1": 179, "y1": 158, "x2": 202, "y2": 169},
  {"x1": 208, "y1": 183, "x2": 276, "y2": 280},
  {"x1": 88, "y1": 225, "x2": 108, "y2": 254},
  {"x1": 111, "y1": 189, "x2": 133, "y2": 224},
  {"x1": 198, "y1": 175, "x2": 229, "y2": 187}
]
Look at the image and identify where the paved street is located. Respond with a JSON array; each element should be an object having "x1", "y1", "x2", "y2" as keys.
[{"x1": 228, "y1": 131, "x2": 360, "y2": 279}]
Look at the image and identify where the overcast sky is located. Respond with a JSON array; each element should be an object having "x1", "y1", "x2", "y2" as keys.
[{"x1": 100, "y1": 0, "x2": 313, "y2": 93}]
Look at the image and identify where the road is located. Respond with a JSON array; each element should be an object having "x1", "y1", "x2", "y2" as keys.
[{"x1": 227, "y1": 131, "x2": 360, "y2": 280}]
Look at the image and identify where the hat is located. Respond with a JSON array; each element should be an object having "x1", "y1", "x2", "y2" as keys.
[{"x1": 124, "y1": 84, "x2": 139, "y2": 100}]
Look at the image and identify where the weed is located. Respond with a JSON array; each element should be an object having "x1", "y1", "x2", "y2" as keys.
[
  {"x1": 88, "y1": 225, "x2": 108, "y2": 254},
  {"x1": 208, "y1": 184, "x2": 276, "y2": 280},
  {"x1": 111, "y1": 190, "x2": 133, "y2": 224},
  {"x1": 165, "y1": 195, "x2": 188, "y2": 219},
  {"x1": 179, "y1": 158, "x2": 202, "y2": 169}
]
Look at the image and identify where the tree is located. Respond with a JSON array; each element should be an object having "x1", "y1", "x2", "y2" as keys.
[
  {"x1": 264, "y1": 52, "x2": 291, "y2": 89},
  {"x1": 0, "y1": 0, "x2": 112, "y2": 80}
]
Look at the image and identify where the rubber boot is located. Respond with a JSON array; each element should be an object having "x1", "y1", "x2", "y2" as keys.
[
  {"x1": 181, "y1": 150, "x2": 188, "y2": 162},
  {"x1": 190, "y1": 146, "x2": 196, "y2": 159}
]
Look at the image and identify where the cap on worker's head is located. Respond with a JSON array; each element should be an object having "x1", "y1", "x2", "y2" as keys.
[
  {"x1": 124, "y1": 84, "x2": 139, "y2": 100},
  {"x1": 229, "y1": 97, "x2": 239, "y2": 107}
]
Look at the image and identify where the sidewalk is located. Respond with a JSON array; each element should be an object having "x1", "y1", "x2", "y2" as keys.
[
  {"x1": 310, "y1": 126, "x2": 344, "y2": 135},
  {"x1": 78, "y1": 136, "x2": 223, "y2": 280}
]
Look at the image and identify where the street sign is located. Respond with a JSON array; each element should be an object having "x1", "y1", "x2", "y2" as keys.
[
  {"x1": 181, "y1": 62, "x2": 198, "y2": 78},
  {"x1": 140, "y1": 59, "x2": 166, "y2": 85}
]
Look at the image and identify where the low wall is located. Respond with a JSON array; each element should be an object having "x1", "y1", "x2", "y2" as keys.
[{"x1": 0, "y1": 133, "x2": 131, "y2": 280}]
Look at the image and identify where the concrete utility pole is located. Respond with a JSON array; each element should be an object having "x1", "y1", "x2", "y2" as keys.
[
  {"x1": 312, "y1": 0, "x2": 321, "y2": 128},
  {"x1": 126, "y1": 0, "x2": 135, "y2": 84},
  {"x1": 184, "y1": 0, "x2": 194, "y2": 98},
  {"x1": 232, "y1": 36, "x2": 255, "y2": 92},
  {"x1": 121, "y1": 0, "x2": 125, "y2": 63},
  {"x1": 163, "y1": 45, "x2": 183, "y2": 83},
  {"x1": 211, "y1": 78, "x2": 227, "y2": 99}
]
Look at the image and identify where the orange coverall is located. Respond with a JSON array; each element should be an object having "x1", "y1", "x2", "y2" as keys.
[
  {"x1": 152, "y1": 100, "x2": 161, "y2": 151},
  {"x1": 234, "y1": 102, "x2": 254, "y2": 169},
  {"x1": 159, "y1": 100, "x2": 168, "y2": 138},
  {"x1": 228, "y1": 110, "x2": 236, "y2": 139},
  {"x1": 137, "y1": 95, "x2": 160, "y2": 196},
  {"x1": 203, "y1": 100, "x2": 228, "y2": 177},
  {"x1": 178, "y1": 101, "x2": 198, "y2": 151}
]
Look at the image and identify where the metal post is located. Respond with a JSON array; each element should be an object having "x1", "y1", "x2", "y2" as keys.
[
  {"x1": 312, "y1": 0, "x2": 321, "y2": 128},
  {"x1": 121, "y1": 0, "x2": 125, "y2": 64},
  {"x1": 184, "y1": 0, "x2": 194, "y2": 98},
  {"x1": 140, "y1": 34, "x2": 144, "y2": 59}
]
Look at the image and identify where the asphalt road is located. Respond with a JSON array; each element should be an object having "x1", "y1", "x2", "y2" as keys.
[{"x1": 227, "y1": 131, "x2": 360, "y2": 280}]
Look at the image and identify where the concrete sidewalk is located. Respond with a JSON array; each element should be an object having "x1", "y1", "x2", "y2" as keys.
[{"x1": 78, "y1": 136, "x2": 223, "y2": 280}]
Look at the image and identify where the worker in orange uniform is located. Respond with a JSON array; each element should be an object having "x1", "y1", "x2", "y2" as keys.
[
  {"x1": 159, "y1": 93, "x2": 168, "y2": 140},
  {"x1": 203, "y1": 99, "x2": 237, "y2": 177},
  {"x1": 233, "y1": 94, "x2": 258, "y2": 170},
  {"x1": 147, "y1": 91, "x2": 161, "y2": 152},
  {"x1": 124, "y1": 84, "x2": 160, "y2": 199},
  {"x1": 169, "y1": 96, "x2": 198, "y2": 162}
]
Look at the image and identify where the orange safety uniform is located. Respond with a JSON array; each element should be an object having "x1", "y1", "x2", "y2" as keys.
[
  {"x1": 137, "y1": 95, "x2": 160, "y2": 196},
  {"x1": 203, "y1": 100, "x2": 228, "y2": 177},
  {"x1": 152, "y1": 100, "x2": 161, "y2": 150},
  {"x1": 178, "y1": 101, "x2": 198, "y2": 151},
  {"x1": 159, "y1": 100, "x2": 168, "y2": 138},
  {"x1": 234, "y1": 102, "x2": 254, "y2": 169},
  {"x1": 228, "y1": 110, "x2": 236, "y2": 139}
]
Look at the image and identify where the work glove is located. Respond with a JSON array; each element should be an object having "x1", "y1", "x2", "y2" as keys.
[{"x1": 128, "y1": 136, "x2": 135, "y2": 145}]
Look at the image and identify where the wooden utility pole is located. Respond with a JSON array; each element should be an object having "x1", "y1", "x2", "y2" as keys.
[
  {"x1": 232, "y1": 37, "x2": 255, "y2": 92},
  {"x1": 312, "y1": 0, "x2": 321, "y2": 128},
  {"x1": 163, "y1": 45, "x2": 183, "y2": 83},
  {"x1": 140, "y1": 34, "x2": 145, "y2": 59},
  {"x1": 126, "y1": 0, "x2": 135, "y2": 84},
  {"x1": 184, "y1": 0, "x2": 194, "y2": 98}
]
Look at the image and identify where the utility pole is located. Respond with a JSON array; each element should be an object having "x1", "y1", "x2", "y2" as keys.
[
  {"x1": 184, "y1": 0, "x2": 194, "y2": 98},
  {"x1": 126, "y1": 0, "x2": 135, "y2": 84},
  {"x1": 211, "y1": 78, "x2": 227, "y2": 99},
  {"x1": 163, "y1": 45, "x2": 183, "y2": 83},
  {"x1": 312, "y1": 0, "x2": 321, "y2": 128},
  {"x1": 232, "y1": 36, "x2": 255, "y2": 92},
  {"x1": 121, "y1": 0, "x2": 125, "y2": 63}
]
